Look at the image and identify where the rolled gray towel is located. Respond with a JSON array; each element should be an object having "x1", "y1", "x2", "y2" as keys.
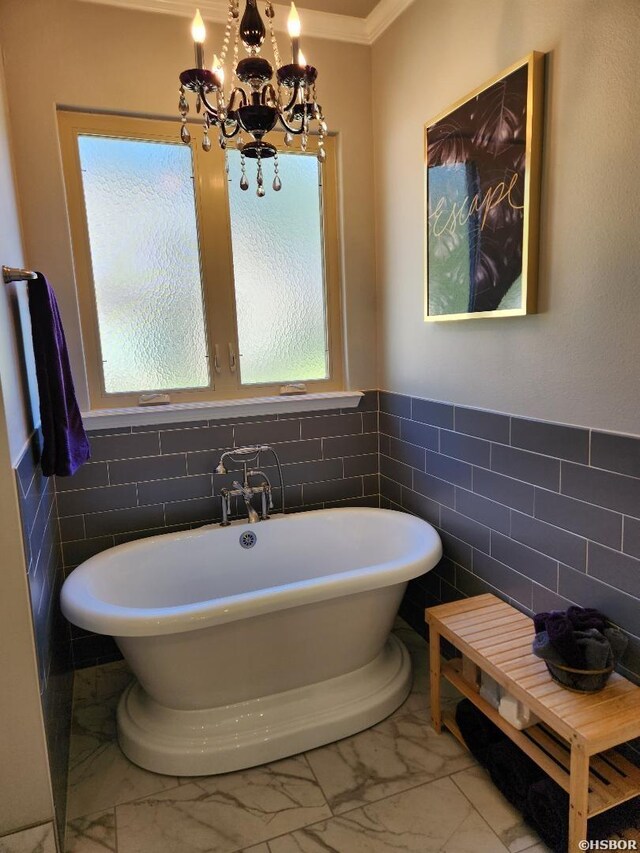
[
  {"x1": 532, "y1": 630, "x2": 565, "y2": 665},
  {"x1": 604, "y1": 626, "x2": 629, "y2": 661},
  {"x1": 533, "y1": 629, "x2": 604, "y2": 689},
  {"x1": 532, "y1": 631, "x2": 576, "y2": 687},
  {"x1": 574, "y1": 628, "x2": 612, "y2": 670}
]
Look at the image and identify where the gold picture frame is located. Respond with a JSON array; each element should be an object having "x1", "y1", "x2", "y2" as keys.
[{"x1": 424, "y1": 52, "x2": 545, "y2": 322}]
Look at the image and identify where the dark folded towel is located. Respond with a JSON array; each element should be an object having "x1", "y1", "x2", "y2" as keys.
[
  {"x1": 527, "y1": 777, "x2": 639, "y2": 852},
  {"x1": 455, "y1": 698, "x2": 506, "y2": 763},
  {"x1": 605, "y1": 626, "x2": 629, "y2": 661},
  {"x1": 532, "y1": 630, "x2": 565, "y2": 665},
  {"x1": 534, "y1": 629, "x2": 611, "y2": 690},
  {"x1": 574, "y1": 628, "x2": 612, "y2": 670},
  {"x1": 567, "y1": 605, "x2": 607, "y2": 633},
  {"x1": 485, "y1": 739, "x2": 545, "y2": 811},
  {"x1": 526, "y1": 777, "x2": 571, "y2": 852},
  {"x1": 545, "y1": 613, "x2": 584, "y2": 668},
  {"x1": 533, "y1": 609, "x2": 565, "y2": 634},
  {"x1": 27, "y1": 274, "x2": 90, "y2": 477}
]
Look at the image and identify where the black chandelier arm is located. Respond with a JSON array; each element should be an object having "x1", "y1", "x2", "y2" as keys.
[
  {"x1": 199, "y1": 89, "x2": 220, "y2": 122},
  {"x1": 220, "y1": 117, "x2": 241, "y2": 139},
  {"x1": 281, "y1": 82, "x2": 301, "y2": 114},
  {"x1": 261, "y1": 84, "x2": 278, "y2": 107},
  {"x1": 229, "y1": 87, "x2": 249, "y2": 112},
  {"x1": 277, "y1": 112, "x2": 306, "y2": 135}
]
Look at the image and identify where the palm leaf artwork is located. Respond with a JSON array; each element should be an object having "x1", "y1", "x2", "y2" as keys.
[{"x1": 427, "y1": 63, "x2": 529, "y2": 316}]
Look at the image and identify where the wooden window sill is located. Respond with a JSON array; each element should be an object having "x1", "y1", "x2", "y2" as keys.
[{"x1": 82, "y1": 391, "x2": 364, "y2": 431}]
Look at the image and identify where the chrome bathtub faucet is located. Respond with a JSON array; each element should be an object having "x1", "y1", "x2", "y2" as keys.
[{"x1": 215, "y1": 445, "x2": 279, "y2": 526}]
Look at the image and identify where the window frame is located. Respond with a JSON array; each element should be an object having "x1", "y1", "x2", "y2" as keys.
[{"x1": 58, "y1": 111, "x2": 344, "y2": 410}]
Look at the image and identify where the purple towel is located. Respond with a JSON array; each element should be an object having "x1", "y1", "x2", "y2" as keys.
[
  {"x1": 566, "y1": 605, "x2": 607, "y2": 633},
  {"x1": 27, "y1": 274, "x2": 90, "y2": 477},
  {"x1": 545, "y1": 613, "x2": 584, "y2": 668},
  {"x1": 533, "y1": 610, "x2": 564, "y2": 634}
]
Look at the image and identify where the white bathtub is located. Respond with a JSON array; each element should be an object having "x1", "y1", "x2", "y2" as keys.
[{"x1": 61, "y1": 507, "x2": 442, "y2": 775}]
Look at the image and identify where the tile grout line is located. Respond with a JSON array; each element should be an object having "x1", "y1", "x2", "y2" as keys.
[
  {"x1": 246, "y1": 749, "x2": 502, "y2": 853},
  {"x1": 71, "y1": 637, "x2": 458, "y2": 842},
  {"x1": 449, "y1": 770, "x2": 530, "y2": 852}
]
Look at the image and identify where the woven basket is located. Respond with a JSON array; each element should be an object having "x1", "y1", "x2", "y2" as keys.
[{"x1": 545, "y1": 660, "x2": 614, "y2": 693}]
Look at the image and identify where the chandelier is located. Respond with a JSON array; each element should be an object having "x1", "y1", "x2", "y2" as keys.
[{"x1": 178, "y1": 1, "x2": 327, "y2": 196}]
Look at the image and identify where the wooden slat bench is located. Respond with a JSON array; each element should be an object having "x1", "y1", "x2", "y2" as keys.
[{"x1": 426, "y1": 593, "x2": 640, "y2": 852}]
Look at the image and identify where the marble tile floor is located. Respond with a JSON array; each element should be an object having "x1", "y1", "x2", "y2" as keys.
[
  {"x1": 0, "y1": 822, "x2": 57, "y2": 853},
  {"x1": 64, "y1": 620, "x2": 550, "y2": 853}
]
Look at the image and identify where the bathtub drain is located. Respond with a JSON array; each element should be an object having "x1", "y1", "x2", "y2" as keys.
[{"x1": 239, "y1": 531, "x2": 257, "y2": 549}]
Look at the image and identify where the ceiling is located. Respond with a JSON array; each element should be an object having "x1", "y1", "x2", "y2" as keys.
[
  {"x1": 77, "y1": 0, "x2": 414, "y2": 44},
  {"x1": 295, "y1": 0, "x2": 379, "y2": 17}
]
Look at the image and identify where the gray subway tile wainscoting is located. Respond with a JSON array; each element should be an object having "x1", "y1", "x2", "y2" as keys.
[
  {"x1": 15, "y1": 430, "x2": 73, "y2": 847},
  {"x1": 11, "y1": 388, "x2": 640, "y2": 844},
  {"x1": 16, "y1": 389, "x2": 640, "y2": 690},
  {"x1": 378, "y1": 390, "x2": 640, "y2": 684},
  {"x1": 55, "y1": 392, "x2": 379, "y2": 667}
]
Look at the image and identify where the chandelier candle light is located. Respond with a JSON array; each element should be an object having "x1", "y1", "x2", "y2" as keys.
[{"x1": 178, "y1": 1, "x2": 328, "y2": 196}]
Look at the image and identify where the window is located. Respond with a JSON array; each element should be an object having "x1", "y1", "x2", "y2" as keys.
[{"x1": 58, "y1": 112, "x2": 343, "y2": 409}]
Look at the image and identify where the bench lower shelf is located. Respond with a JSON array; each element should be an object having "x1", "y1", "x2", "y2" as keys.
[{"x1": 443, "y1": 660, "x2": 640, "y2": 818}]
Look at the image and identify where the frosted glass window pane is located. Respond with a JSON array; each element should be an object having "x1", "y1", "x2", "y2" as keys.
[
  {"x1": 227, "y1": 151, "x2": 328, "y2": 385},
  {"x1": 78, "y1": 135, "x2": 209, "y2": 394}
]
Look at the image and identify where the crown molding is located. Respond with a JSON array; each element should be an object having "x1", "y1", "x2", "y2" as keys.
[
  {"x1": 77, "y1": 0, "x2": 415, "y2": 44},
  {"x1": 365, "y1": 0, "x2": 415, "y2": 43}
]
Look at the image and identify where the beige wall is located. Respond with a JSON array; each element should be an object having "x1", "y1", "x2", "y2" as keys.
[
  {"x1": 0, "y1": 50, "x2": 38, "y2": 461},
  {"x1": 373, "y1": 0, "x2": 640, "y2": 435},
  {"x1": 3, "y1": 0, "x2": 638, "y2": 424},
  {"x1": 0, "y1": 0, "x2": 378, "y2": 408},
  {"x1": 0, "y1": 56, "x2": 54, "y2": 837}
]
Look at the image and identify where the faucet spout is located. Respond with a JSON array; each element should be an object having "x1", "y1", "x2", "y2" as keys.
[{"x1": 245, "y1": 501, "x2": 260, "y2": 525}]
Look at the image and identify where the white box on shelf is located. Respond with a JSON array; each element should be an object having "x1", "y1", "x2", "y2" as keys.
[
  {"x1": 479, "y1": 671, "x2": 502, "y2": 709},
  {"x1": 498, "y1": 692, "x2": 539, "y2": 730}
]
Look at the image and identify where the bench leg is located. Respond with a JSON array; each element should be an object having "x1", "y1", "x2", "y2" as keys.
[
  {"x1": 429, "y1": 626, "x2": 442, "y2": 733},
  {"x1": 569, "y1": 743, "x2": 589, "y2": 853}
]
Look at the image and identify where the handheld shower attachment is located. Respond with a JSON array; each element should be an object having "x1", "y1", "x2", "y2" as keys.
[{"x1": 215, "y1": 445, "x2": 270, "y2": 474}]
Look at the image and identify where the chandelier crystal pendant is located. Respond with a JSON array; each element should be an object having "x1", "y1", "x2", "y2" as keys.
[{"x1": 178, "y1": 1, "x2": 328, "y2": 196}]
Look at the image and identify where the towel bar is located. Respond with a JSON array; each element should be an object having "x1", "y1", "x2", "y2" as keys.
[{"x1": 3, "y1": 265, "x2": 38, "y2": 284}]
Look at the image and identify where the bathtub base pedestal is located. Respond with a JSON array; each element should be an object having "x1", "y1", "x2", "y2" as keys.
[{"x1": 117, "y1": 634, "x2": 411, "y2": 776}]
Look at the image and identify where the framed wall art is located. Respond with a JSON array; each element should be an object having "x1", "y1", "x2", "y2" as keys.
[{"x1": 424, "y1": 52, "x2": 544, "y2": 322}]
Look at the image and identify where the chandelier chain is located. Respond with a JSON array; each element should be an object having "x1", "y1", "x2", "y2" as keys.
[
  {"x1": 231, "y1": 10, "x2": 241, "y2": 86},
  {"x1": 266, "y1": 1, "x2": 282, "y2": 69},
  {"x1": 218, "y1": 0, "x2": 238, "y2": 66}
]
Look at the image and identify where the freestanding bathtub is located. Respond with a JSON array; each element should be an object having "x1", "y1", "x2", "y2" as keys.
[{"x1": 61, "y1": 507, "x2": 442, "y2": 775}]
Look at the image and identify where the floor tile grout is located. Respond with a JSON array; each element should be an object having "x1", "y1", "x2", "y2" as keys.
[
  {"x1": 299, "y1": 752, "x2": 332, "y2": 816},
  {"x1": 449, "y1": 771, "x2": 522, "y2": 853},
  {"x1": 66, "y1": 624, "x2": 547, "y2": 853},
  {"x1": 232, "y1": 766, "x2": 515, "y2": 853}
]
